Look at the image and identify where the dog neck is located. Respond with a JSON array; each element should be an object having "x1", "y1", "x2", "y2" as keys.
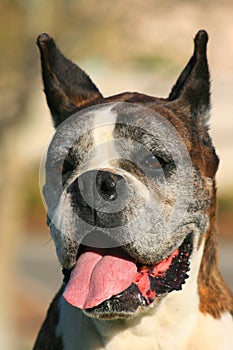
[{"x1": 56, "y1": 239, "x2": 227, "y2": 350}]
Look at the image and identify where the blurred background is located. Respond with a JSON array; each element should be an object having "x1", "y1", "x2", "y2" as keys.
[{"x1": 0, "y1": 0, "x2": 232, "y2": 349}]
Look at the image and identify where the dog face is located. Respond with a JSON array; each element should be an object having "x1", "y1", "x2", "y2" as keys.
[{"x1": 38, "y1": 31, "x2": 219, "y2": 319}]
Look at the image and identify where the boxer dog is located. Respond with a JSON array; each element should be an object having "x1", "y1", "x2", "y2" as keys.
[{"x1": 33, "y1": 30, "x2": 233, "y2": 349}]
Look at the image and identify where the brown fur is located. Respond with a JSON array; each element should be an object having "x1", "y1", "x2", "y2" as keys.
[{"x1": 198, "y1": 185, "x2": 233, "y2": 318}]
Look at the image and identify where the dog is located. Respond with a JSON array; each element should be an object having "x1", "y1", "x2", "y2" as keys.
[{"x1": 33, "y1": 30, "x2": 233, "y2": 350}]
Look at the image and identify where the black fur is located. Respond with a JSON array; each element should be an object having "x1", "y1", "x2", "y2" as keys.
[
  {"x1": 168, "y1": 30, "x2": 210, "y2": 118},
  {"x1": 37, "y1": 33, "x2": 102, "y2": 127}
]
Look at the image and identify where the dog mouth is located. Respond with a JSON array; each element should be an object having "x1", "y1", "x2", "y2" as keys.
[{"x1": 62, "y1": 232, "x2": 193, "y2": 318}]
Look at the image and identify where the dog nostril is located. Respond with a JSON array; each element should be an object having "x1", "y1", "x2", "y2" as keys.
[
  {"x1": 100, "y1": 178, "x2": 117, "y2": 201},
  {"x1": 101, "y1": 178, "x2": 115, "y2": 191},
  {"x1": 96, "y1": 170, "x2": 122, "y2": 202}
]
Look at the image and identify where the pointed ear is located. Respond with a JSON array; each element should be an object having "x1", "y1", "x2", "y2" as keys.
[
  {"x1": 37, "y1": 33, "x2": 103, "y2": 128},
  {"x1": 168, "y1": 30, "x2": 210, "y2": 121}
]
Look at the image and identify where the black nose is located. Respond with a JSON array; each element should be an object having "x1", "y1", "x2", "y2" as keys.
[
  {"x1": 67, "y1": 170, "x2": 127, "y2": 226},
  {"x1": 96, "y1": 170, "x2": 123, "y2": 202}
]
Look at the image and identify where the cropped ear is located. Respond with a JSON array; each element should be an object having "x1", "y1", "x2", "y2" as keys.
[
  {"x1": 37, "y1": 33, "x2": 103, "y2": 128},
  {"x1": 168, "y1": 30, "x2": 210, "y2": 122}
]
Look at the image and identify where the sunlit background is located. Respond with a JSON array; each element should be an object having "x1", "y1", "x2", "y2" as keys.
[{"x1": 1, "y1": 1, "x2": 233, "y2": 349}]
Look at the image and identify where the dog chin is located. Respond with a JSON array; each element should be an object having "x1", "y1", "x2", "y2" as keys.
[{"x1": 63, "y1": 232, "x2": 193, "y2": 319}]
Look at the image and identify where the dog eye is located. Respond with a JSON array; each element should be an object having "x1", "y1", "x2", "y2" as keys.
[
  {"x1": 141, "y1": 155, "x2": 167, "y2": 171},
  {"x1": 139, "y1": 154, "x2": 172, "y2": 182}
]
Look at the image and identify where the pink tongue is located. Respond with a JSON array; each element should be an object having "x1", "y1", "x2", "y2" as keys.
[{"x1": 63, "y1": 249, "x2": 137, "y2": 309}]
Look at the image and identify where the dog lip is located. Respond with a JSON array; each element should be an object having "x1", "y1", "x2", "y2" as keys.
[
  {"x1": 83, "y1": 232, "x2": 193, "y2": 318},
  {"x1": 62, "y1": 232, "x2": 193, "y2": 311},
  {"x1": 62, "y1": 232, "x2": 193, "y2": 288}
]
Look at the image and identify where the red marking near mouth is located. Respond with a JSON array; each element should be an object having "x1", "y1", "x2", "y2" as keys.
[{"x1": 134, "y1": 249, "x2": 179, "y2": 302}]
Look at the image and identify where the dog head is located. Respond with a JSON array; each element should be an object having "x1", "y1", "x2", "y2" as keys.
[{"x1": 37, "y1": 31, "x2": 219, "y2": 319}]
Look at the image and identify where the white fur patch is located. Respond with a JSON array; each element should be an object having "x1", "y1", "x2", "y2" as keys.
[
  {"x1": 86, "y1": 105, "x2": 148, "y2": 199},
  {"x1": 89, "y1": 106, "x2": 118, "y2": 169},
  {"x1": 188, "y1": 312, "x2": 233, "y2": 350}
]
